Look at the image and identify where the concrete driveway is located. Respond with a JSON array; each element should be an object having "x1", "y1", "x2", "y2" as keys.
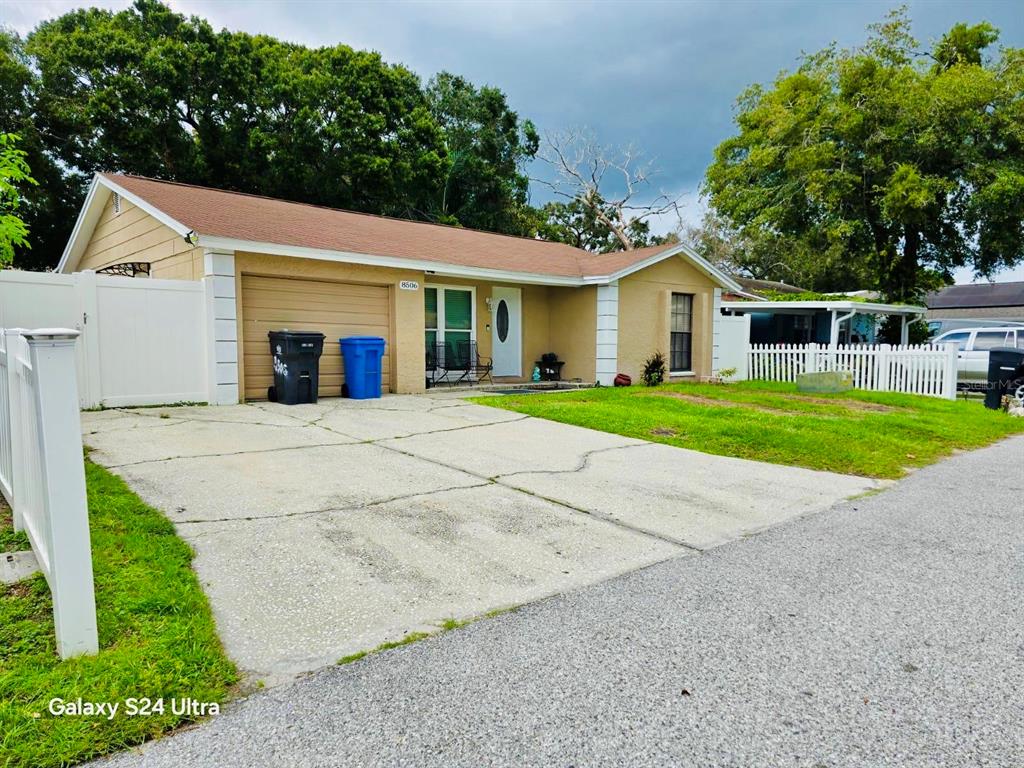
[{"x1": 81, "y1": 393, "x2": 880, "y2": 684}]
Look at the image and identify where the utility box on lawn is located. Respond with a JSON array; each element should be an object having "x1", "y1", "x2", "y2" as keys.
[
  {"x1": 796, "y1": 370, "x2": 853, "y2": 394},
  {"x1": 268, "y1": 330, "x2": 325, "y2": 404},
  {"x1": 984, "y1": 347, "x2": 1024, "y2": 410}
]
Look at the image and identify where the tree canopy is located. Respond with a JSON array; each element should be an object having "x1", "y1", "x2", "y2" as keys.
[
  {"x1": 2, "y1": 0, "x2": 539, "y2": 269},
  {"x1": 704, "y1": 10, "x2": 1024, "y2": 301},
  {"x1": 0, "y1": 133, "x2": 36, "y2": 267}
]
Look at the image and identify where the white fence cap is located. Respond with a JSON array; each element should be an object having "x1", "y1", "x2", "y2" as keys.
[{"x1": 21, "y1": 328, "x2": 81, "y2": 341}]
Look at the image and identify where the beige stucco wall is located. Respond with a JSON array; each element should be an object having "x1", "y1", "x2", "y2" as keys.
[
  {"x1": 234, "y1": 252, "x2": 425, "y2": 397},
  {"x1": 616, "y1": 256, "x2": 716, "y2": 381},
  {"x1": 78, "y1": 196, "x2": 204, "y2": 279},
  {"x1": 548, "y1": 286, "x2": 597, "y2": 382}
]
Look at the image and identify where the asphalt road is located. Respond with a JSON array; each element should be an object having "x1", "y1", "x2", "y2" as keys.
[{"x1": 102, "y1": 436, "x2": 1024, "y2": 768}]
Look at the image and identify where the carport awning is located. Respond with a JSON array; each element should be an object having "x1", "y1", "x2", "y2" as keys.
[
  {"x1": 720, "y1": 300, "x2": 926, "y2": 316},
  {"x1": 720, "y1": 300, "x2": 927, "y2": 345}
]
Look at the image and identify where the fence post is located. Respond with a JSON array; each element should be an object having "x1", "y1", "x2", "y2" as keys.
[
  {"x1": 874, "y1": 344, "x2": 891, "y2": 392},
  {"x1": 805, "y1": 343, "x2": 818, "y2": 374},
  {"x1": 24, "y1": 329, "x2": 98, "y2": 658},
  {"x1": 941, "y1": 342, "x2": 958, "y2": 400},
  {"x1": 4, "y1": 329, "x2": 25, "y2": 531}
]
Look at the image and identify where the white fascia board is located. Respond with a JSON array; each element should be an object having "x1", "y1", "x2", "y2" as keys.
[
  {"x1": 196, "y1": 235, "x2": 585, "y2": 286},
  {"x1": 57, "y1": 175, "x2": 107, "y2": 273},
  {"x1": 58, "y1": 174, "x2": 194, "y2": 274},
  {"x1": 601, "y1": 242, "x2": 744, "y2": 292},
  {"x1": 721, "y1": 300, "x2": 926, "y2": 315},
  {"x1": 98, "y1": 175, "x2": 193, "y2": 237}
]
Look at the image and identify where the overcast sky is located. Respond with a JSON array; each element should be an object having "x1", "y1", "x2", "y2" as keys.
[{"x1": 4, "y1": 0, "x2": 1022, "y2": 284}]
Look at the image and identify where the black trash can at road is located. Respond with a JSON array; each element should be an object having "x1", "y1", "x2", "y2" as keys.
[
  {"x1": 984, "y1": 347, "x2": 1024, "y2": 410},
  {"x1": 267, "y1": 330, "x2": 326, "y2": 405}
]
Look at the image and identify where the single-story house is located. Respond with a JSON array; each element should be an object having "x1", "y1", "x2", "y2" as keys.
[
  {"x1": 720, "y1": 299, "x2": 926, "y2": 345},
  {"x1": 925, "y1": 281, "x2": 1024, "y2": 320},
  {"x1": 58, "y1": 173, "x2": 742, "y2": 403}
]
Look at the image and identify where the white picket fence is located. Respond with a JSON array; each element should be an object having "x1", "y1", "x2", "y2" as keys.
[
  {"x1": 747, "y1": 343, "x2": 958, "y2": 399},
  {"x1": 0, "y1": 328, "x2": 98, "y2": 658}
]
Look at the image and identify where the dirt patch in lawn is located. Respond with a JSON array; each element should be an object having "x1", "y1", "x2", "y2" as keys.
[
  {"x1": 645, "y1": 391, "x2": 796, "y2": 416},
  {"x1": 650, "y1": 427, "x2": 680, "y2": 437},
  {"x1": 771, "y1": 393, "x2": 900, "y2": 412},
  {"x1": 647, "y1": 390, "x2": 899, "y2": 416}
]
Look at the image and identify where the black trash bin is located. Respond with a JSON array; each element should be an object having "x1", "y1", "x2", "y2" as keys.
[
  {"x1": 267, "y1": 330, "x2": 326, "y2": 404},
  {"x1": 984, "y1": 347, "x2": 1024, "y2": 410}
]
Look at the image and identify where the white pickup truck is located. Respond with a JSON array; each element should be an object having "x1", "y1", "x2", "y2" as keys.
[{"x1": 933, "y1": 327, "x2": 1024, "y2": 385}]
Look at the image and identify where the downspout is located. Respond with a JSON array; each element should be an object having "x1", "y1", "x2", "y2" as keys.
[{"x1": 830, "y1": 308, "x2": 857, "y2": 347}]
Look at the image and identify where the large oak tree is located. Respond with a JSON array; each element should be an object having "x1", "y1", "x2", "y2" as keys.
[
  {"x1": 3, "y1": 0, "x2": 538, "y2": 269},
  {"x1": 704, "y1": 10, "x2": 1024, "y2": 301}
]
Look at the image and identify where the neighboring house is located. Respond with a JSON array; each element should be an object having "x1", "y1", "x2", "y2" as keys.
[
  {"x1": 720, "y1": 299, "x2": 925, "y2": 345},
  {"x1": 925, "y1": 281, "x2": 1024, "y2": 320},
  {"x1": 719, "y1": 279, "x2": 921, "y2": 345},
  {"x1": 59, "y1": 173, "x2": 741, "y2": 402}
]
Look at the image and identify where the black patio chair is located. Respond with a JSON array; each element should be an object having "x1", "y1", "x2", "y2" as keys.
[
  {"x1": 425, "y1": 342, "x2": 440, "y2": 388},
  {"x1": 427, "y1": 340, "x2": 492, "y2": 386},
  {"x1": 455, "y1": 339, "x2": 493, "y2": 386},
  {"x1": 427, "y1": 341, "x2": 459, "y2": 387}
]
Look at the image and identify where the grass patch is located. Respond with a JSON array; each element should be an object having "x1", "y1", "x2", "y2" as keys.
[
  {"x1": 338, "y1": 631, "x2": 432, "y2": 665},
  {"x1": 338, "y1": 606, "x2": 522, "y2": 666},
  {"x1": 0, "y1": 460, "x2": 237, "y2": 768},
  {"x1": 0, "y1": 498, "x2": 29, "y2": 552},
  {"x1": 472, "y1": 380, "x2": 1024, "y2": 479}
]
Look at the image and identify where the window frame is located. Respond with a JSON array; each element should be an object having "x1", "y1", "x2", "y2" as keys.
[
  {"x1": 971, "y1": 330, "x2": 1011, "y2": 351},
  {"x1": 937, "y1": 330, "x2": 971, "y2": 351},
  {"x1": 669, "y1": 292, "x2": 694, "y2": 374},
  {"x1": 424, "y1": 283, "x2": 477, "y2": 361}
]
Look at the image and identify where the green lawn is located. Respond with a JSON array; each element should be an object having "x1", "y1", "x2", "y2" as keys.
[
  {"x1": 0, "y1": 500, "x2": 29, "y2": 553},
  {"x1": 0, "y1": 461, "x2": 237, "y2": 768},
  {"x1": 474, "y1": 381, "x2": 1024, "y2": 479}
]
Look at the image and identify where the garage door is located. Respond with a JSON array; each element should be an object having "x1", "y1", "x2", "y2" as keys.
[{"x1": 241, "y1": 274, "x2": 391, "y2": 401}]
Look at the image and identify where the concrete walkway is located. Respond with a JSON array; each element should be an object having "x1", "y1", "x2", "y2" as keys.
[
  {"x1": 82, "y1": 393, "x2": 879, "y2": 683},
  {"x1": 97, "y1": 436, "x2": 1024, "y2": 768}
]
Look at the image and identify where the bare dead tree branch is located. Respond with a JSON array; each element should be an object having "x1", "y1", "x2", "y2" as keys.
[{"x1": 532, "y1": 128, "x2": 685, "y2": 250}]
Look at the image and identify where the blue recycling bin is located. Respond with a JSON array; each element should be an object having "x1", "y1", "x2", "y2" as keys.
[{"x1": 339, "y1": 336, "x2": 386, "y2": 399}]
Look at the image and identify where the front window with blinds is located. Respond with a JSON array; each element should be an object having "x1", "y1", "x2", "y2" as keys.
[{"x1": 670, "y1": 293, "x2": 693, "y2": 372}]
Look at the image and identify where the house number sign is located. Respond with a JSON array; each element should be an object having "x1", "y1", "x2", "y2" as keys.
[{"x1": 399, "y1": 280, "x2": 420, "y2": 291}]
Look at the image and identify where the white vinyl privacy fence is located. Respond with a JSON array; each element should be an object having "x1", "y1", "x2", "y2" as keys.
[
  {"x1": 0, "y1": 270, "x2": 209, "y2": 408},
  {"x1": 0, "y1": 328, "x2": 98, "y2": 658},
  {"x1": 747, "y1": 343, "x2": 959, "y2": 399}
]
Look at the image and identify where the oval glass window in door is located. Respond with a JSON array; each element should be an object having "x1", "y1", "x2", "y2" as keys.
[{"x1": 496, "y1": 300, "x2": 509, "y2": 342}]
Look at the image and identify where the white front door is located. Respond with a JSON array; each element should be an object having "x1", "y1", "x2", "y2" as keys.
[{"x1": 491, "y1": 287, "x2": 521, "y2": 377}]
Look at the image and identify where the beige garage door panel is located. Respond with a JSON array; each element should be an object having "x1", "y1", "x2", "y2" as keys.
[{"x1": 241, "y1": 275, "x2": 391, "y2": 401}]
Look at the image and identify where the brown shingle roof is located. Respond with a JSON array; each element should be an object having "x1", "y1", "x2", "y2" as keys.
[{"x1": 105, "y1": 174, "x2": 681, "y2": 279}]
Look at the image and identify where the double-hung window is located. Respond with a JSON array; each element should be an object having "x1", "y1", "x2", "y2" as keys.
[{"x1": 670, "y1": 293, "x2": 693, "y2": 372}]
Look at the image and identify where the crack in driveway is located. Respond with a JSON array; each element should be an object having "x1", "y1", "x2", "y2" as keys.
[
  {"x1": 99, "y1": 400, "x2": 692, "y2": 551},
  {"x1": 491, "y1": 443, "x2": 647, "y2": 481},
  {"x1": 174, "y1": 481, "x2": 495, "y2": 525}
]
